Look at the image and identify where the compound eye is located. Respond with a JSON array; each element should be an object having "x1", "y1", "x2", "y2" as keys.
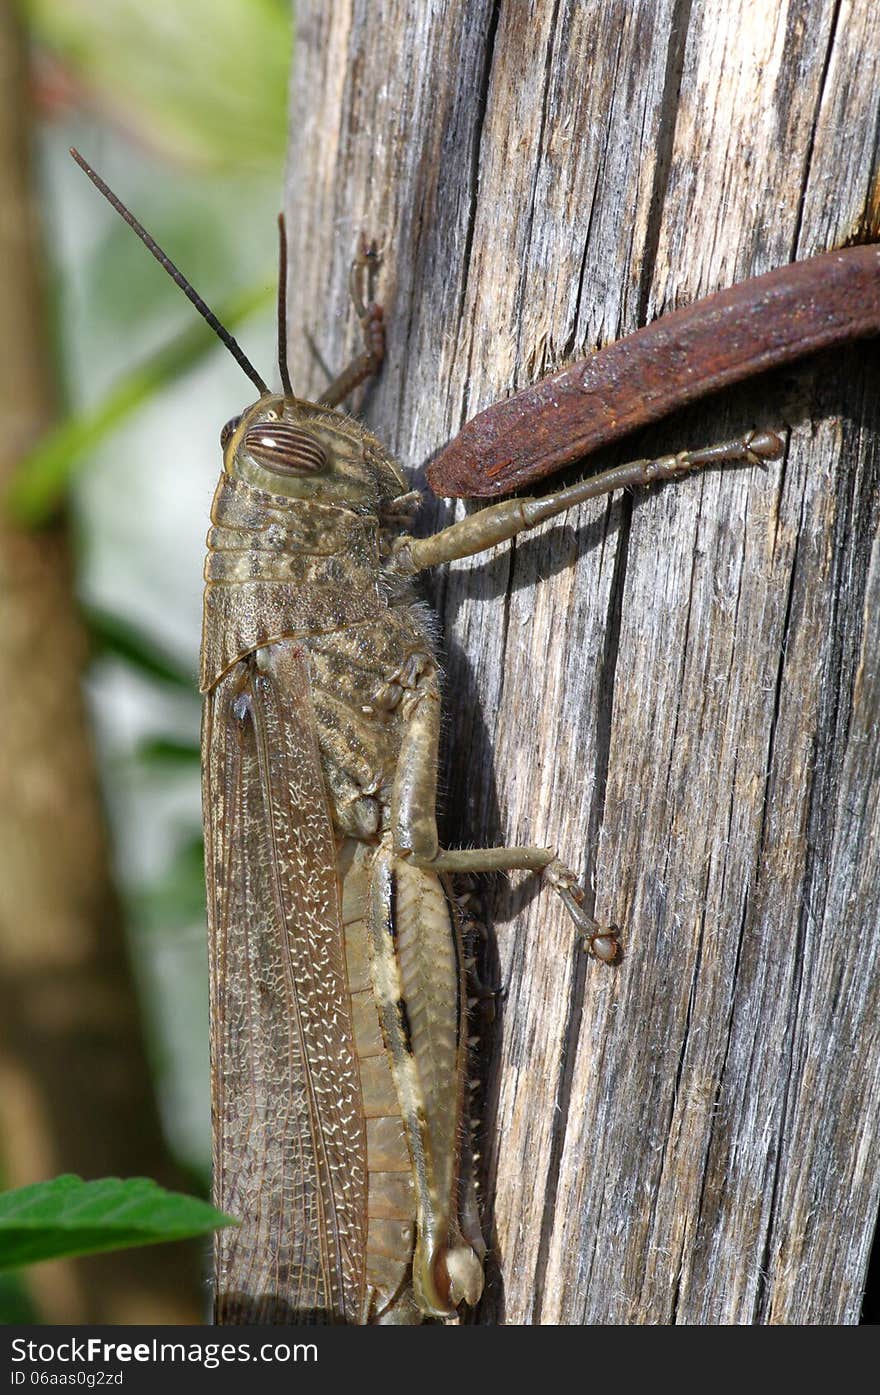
[
  {"x1": 243, "y1": 422, "x2": 328, "y2": 476},
  {"x1": 220, "y1": 416, "x2": 241, "y2": 450}
]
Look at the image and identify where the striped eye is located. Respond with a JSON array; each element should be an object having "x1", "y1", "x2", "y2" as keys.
[
  {"x1": 243, "y1": 422, "x2": 328, "y2": 476},
  {"x1": 220, "y1": 416, "x2": 240, "y2": 450}
]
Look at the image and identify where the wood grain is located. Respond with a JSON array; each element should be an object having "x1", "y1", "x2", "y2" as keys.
[{"x1": 284, "y1": 0, "x2": 880, "y2": 1324}]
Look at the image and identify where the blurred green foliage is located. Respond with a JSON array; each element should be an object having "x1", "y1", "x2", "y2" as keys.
[
  {"x1": 131, "y1": 838, "x2": 209, "y2": 932},
  {"x1": 7, "y1": 282, "x2": 273, "y2": 525},
  {"x1": 12, "y1": 0, "x2": 292, "y2": 1194},
  {"x1": 84, "y1": 607, "x2": 194, "y2": 689},
  {"x1": 0, "y1": 1272, "x2": 39, "y2": 1324},
  {"x1": 22, "y1": 0, "x2": 291, "y2": 170}
]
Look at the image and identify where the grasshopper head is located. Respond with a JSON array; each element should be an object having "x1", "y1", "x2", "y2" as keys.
[{"x1": 221, "y1": 394, "x2": 408, "y2": 513}]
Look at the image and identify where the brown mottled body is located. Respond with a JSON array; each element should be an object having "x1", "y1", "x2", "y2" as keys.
[{"x1": 203, "y1": 401, "x2": 485, "y2": 1322}]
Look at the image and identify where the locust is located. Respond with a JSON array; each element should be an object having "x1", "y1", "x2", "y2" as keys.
[{"x1": 71, "y1": 149, "x2": 791, "y2": 1325}]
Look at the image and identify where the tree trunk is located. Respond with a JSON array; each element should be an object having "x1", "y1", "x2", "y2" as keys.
[
  {"x1": 0, "y1": 4, "x2": 199, "y2": 1324},
  {"x1": 285, "y1": 0, "x2": 880, "y2": 1323}
]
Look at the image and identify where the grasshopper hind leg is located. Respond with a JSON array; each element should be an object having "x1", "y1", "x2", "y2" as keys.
[{"x1": 367, "y1": 840, "x2": 485, "y2": 1319}]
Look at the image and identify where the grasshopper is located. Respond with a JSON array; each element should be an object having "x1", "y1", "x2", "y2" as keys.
[{"x1": 72, "y1": 150, "x2": 782, "y2": 1324}]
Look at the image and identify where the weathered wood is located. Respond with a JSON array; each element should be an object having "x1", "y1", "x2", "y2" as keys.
[{"x1": 285, "y1": 0, "x2": 880, "y2": 1324}]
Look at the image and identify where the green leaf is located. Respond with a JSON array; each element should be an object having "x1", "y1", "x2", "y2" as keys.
[
  {"x1": 0, "y1": 1175, "x2": 236, "y2": 1270},
  {"x1": 6, "y1": 282, "x2": 273, "y2": 526}
]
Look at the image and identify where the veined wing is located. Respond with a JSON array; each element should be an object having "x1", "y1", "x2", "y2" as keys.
[{"x1": 203, "y1": 638, "x2": 366, "y2": 1323}]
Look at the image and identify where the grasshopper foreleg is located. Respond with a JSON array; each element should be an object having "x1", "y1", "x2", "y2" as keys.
[{"x1": 393, "y1": 430, "x2": 783, "y2": 574}]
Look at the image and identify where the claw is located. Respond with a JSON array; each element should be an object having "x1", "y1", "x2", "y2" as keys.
[
  {"x1": 543, "y1": 860, "x2": 621, "y2": 964},
  {"x1": 556, "y1": 886, "x2": 622, "y2": 963},
  {"x1": 587, "y1": 927, "x2": 622, "y2": 964}
]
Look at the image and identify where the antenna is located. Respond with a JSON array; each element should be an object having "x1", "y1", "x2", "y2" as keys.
[
  {"x1": 70, "y1": 148, "x2": 270, "y2": 397},
  {"x1": 277, "y1": 213, "x2": 293, "y2": 397}
]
